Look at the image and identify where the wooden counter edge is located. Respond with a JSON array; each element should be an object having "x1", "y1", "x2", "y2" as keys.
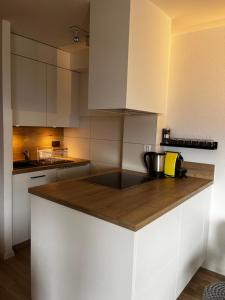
[
  {"x1": 29, "y1": 177, "x2": 213, "y2": 232},
  {"x1": 132, "y1": 179, "x2": 213, "y2": 231}
]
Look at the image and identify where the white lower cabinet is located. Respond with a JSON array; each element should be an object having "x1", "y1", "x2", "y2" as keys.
[
  {"x1": 56, "y1": 164, "x2": 90, "y2": 181},
  {"x1": 132, "y1": 186, "x2": 212, "y2": 300},
  {"x1": 176, "y1": 188, "x2": 211, "y2": 297},
  {"x1": 12, "y1": 169, "x2": 57, "y2": 246},
  {"x1": 13, "y1": 165, "x2": 90, "y2": 246},
  {"x1": 133, "y1": 206, "x2": 181, "y2": 300},
  {"x1": 30, "y1": 185, "x2": 212, "y2": 300}
]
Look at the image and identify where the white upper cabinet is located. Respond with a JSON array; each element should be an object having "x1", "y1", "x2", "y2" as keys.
[
  {"x1": 89, "y1": 0, "x2": 171, "y2": 114},
  {"x1": 12, "y1": 34, "x2": 88, "y2": 72},
  {"x1": 11, "y1": 54, "x2": 80, "y2": 127},
  {"x1": 46, "y1": 65, "x2": 79, "y2": 128},
  {"x1": 11, "y1": 54, "x2": 47, "y2": 126}
]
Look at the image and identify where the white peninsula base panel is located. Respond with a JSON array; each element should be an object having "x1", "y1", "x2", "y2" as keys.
[{"x1": 31, "y1": 187, "x2": 212, "y2": 300}]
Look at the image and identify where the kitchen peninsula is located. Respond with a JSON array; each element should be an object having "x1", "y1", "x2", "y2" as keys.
[{"x1": 29, "y1": 165, "x2": 213, "y2": 300}]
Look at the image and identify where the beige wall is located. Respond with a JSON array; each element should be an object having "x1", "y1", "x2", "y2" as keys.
[{"x1": 165, "y1": 26, "x2": 225, "y2": 275}]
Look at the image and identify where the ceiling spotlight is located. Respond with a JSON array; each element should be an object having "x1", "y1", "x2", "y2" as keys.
[
  {"x1": 73, "y1": 30, "x2": 80, "y2": 43},
  {"x1": 70, "y1": 25, "x2": 89, "y2": 45}
]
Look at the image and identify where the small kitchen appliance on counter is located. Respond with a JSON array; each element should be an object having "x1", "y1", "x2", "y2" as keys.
[
  {"x1": 143, "y1": 151, "x2": 187, "y2": 179},
  {"x1": 164, "y1": 151, "x2": 187, "y2": 178},
  {"x1": 144, "y1": 151, "x2": 166, "y2": 178}
]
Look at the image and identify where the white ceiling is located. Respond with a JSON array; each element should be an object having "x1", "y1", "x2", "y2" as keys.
[
  {"x1": 152, "y1": 0, "x2": 225, "y2": 33},
  {"x1": 0, "y1": 0, "x2": 90, "y2": 49},
  {"x1": 1, "y1": 0, "x2": 225, "y2": 50}
]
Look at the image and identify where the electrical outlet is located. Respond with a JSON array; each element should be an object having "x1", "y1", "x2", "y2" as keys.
[{"x1": 144, "y1": 144, "x2": 152, "y2": 152}]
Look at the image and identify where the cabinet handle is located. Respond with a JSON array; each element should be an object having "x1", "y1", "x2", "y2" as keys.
[{"x1": 30, "y1": 175, "x2": 46, "y2": 179}]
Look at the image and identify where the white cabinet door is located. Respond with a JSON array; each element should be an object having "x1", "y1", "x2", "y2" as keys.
[
  {"x1": 13, "y1": 172, "x2": 30, "y2": 246},
  {"x1": 134, "y1": 207, "x2": 181, "y2": 300},
  {"x1": 176, "y1": 187, "x2": 211, "y2": 297},
  {"x1": 202, "y1": 187, "x2": 212, "y2": 261},
  {"x1": 28, "y1": 169, "x2": 57, "y2": 187},
  {"x1": 46, "y1": 65, "x2": 79, "y2": 127},
  {"x1": 56, "y1": 165, "x2": 90, "y2": 181},
  {"x1": 13, "y1": 169, "x2": 57, "y2": 246},
  {"x1": 11, "y1": 54, "x2": 47, "y2": 126}
]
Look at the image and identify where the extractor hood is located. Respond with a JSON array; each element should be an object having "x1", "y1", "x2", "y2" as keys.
[{"x1": 88, "y1": 0, "x2": 171, "y2": 114}]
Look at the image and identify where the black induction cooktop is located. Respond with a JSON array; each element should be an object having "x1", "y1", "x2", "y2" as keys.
[{"x1": 84, "y1": 171, "x2": 154, "y2": 189}]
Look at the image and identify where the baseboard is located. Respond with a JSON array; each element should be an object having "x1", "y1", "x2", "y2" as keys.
[{"x1": 202, "y1": 262, "x2": 225, "y2": 277}]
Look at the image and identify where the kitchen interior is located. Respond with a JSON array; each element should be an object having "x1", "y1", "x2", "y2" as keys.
[{"x1": 1, "y1": 0, "x2": 225, "y2": 300}]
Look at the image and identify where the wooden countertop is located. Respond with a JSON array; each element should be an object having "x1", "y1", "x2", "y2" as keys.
[
  {"x1": 28, "y1": 170, "x2": 213, "y2": 231},
  {"x1": 13, "y1": 158, "x2": 90, "y2": 175}
]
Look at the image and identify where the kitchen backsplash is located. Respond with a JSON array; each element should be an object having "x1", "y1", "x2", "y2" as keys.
[
  {"x1": 64, "y1": 71, "x2": 123, "y2": 171},
  {"x1": 64, "y1": 71, "x2": 159, "y2": 173},
  {"x1": 13, "y1": 126, "x2": 64, "y2": 161},
  {"x1": 64, "y1": 113, "x2": 159, "y2": 173},
  {"x1": 64, "y1": 116, "x2": 123, "y2": 171},
  {"x1": 122, "y1": 114, "x2": 158, "y2": 172}
]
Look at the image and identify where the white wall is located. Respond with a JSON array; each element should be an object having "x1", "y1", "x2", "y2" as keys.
[
  {"x1": 165, "y1": 26, "x2": 225, "y2": 275},
  {"x1": 64, "y1": 72, "x2": 123, "y2": 171},
  {"x1": 0, "y1": 20, "x2": 14, "y2": 259}
]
